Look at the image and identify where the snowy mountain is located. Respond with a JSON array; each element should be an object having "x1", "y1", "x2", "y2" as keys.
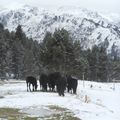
[{"x1": 0, "y1": 5, "x2": 120, "y2": 53}]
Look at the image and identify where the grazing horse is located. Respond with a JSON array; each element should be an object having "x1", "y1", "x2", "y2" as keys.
[
  {"x1": 48, "y1": 72, "x2": 61, "y2": 92},
  {"x1": 26, "y1": 76, "x2": 37, "y2": 92},
  {"x1": 66, "y1": 75, "x2": 78, "y2": 94},
  {"x1": 48, "y1": 72, "x2": 67, "y2": 96},
  {"x1": 56, "y1": 75, "x2": 67, "y2": 96},
  {"x1": 39, "y1": 73, "x2": 48, "y2": 91}
]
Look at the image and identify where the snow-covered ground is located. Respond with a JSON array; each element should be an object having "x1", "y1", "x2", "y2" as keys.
[{"x1": 0, "y1": 80, "x2": 120, "y2": 120}]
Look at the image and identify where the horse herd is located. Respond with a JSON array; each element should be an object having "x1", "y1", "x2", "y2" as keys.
[{"x1": 26, "y1": 72, "x2": 78, "y2": 96}]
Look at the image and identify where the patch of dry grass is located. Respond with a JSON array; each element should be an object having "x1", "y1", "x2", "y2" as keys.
[
  {"x1": 48, "y1": 105, "x2": 67, "y2": 112},
  {"x1": 46, "y1": 105, "x2": 81, "y2": 120},
  {"x1": 0, "y1": 108, "x2": 38, "y2": 120},
  {"x1": 0, "y1": 104, "x2": 81, "y2": 120},
  {"x1": 0, "y1": 108, "x2": 24, "y2": 120}
]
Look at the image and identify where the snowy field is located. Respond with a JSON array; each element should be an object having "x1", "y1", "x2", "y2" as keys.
[{"x1": 0, "y1": 79, "x2": 120, "y2": 120}]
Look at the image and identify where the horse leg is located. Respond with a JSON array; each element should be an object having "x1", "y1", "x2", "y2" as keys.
[
  {"x1": 62, "y1": 92, "x2": 65, "y2": 96},
  {"x1": 27, "y1": 82, "x2": 28, "y2": 92},
  {"x1": 67, "y1": 87, "x2": 70, "y2": 93},
  {"x1": 33, "y1": 85, "x2": 35, "y2": 91},
  {"x1": 29, "y1": 83, "x2": 31, "y2": 92},
  {"x1": 73, "y1": 87, "x2": 76, "y2": 94},
  {"x1": 40, "y1": 84, "x2": 41, "y2": 90}
]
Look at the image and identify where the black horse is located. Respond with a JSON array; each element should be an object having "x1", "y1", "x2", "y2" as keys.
[
  {"x1": 39, "y1": 73, "x2": 48, "y2": 91},
  {"x1": 66, "y1": 75, "x2": 78, "y2": 94},
  {"x1": 26, "y1": 76, "x2": 37, "y2": 92},
  {"x1": 56, "y1": 75, "x2": 67, "y2": 96},
  {"x1": 48, "y1": 72, "x2": 67, "y2": 96},
  {"x1": 48, "y1": 72, "x2": 59, "y2": 92}
]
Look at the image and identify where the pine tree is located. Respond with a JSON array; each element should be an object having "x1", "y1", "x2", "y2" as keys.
[
  {"x1": 11, "y1": 25, "x2": 26, "y2": 79},
  {"x1": 0, "y1": 25, "x2": 8, "y2": 78},
  {"x1": 0, "y1": 38, "x2": 7, "y2": 77},
  {"x1": 89, "y1": 45, "x2": 99, "y2": 81},
  {"x1": 97, "y1": 46, "x2": 108, "y2": 82},
  {"x1": 40, "y1": 29, "x2": 75, "y2": 74},
  {"x1": 15, "y1": 25, "x2": 25, "y2": 41},
  {"x1": 72, "y1": 40, "x2": 88, "y2": 78},
  {"x1": 109, "y1": 58, "x2": 120, "y2": 81}
]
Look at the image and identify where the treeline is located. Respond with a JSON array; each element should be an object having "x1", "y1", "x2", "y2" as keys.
[
  {"x1": 0, "y1": 24, "x2": 40, "y2": 79},
  {"x1": 0, "y1": 24, "x2": 120, "y2": 82}
]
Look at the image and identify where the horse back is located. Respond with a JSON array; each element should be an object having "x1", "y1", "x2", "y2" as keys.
[{"x1": 26, "y1": 76, "x2": 37, "y2": 85}]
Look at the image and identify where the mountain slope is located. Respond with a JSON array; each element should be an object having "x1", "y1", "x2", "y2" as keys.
[{"x1": 0, "y1": 5, "x2": 120, "y2": 53}]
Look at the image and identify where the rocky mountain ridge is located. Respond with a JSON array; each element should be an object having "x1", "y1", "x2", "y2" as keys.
[{"x1": 0, "y1": 5, "x2": 120, "y2": 54}]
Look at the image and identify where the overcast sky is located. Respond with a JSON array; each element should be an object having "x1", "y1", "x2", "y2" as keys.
[{"x1": 0, "y1": 0, "x2": 119, "y2": 13}]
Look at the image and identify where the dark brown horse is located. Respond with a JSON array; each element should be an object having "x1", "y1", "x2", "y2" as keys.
[{"x1": 26, "y1": 76, "x2": 37, "y2": 92}]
